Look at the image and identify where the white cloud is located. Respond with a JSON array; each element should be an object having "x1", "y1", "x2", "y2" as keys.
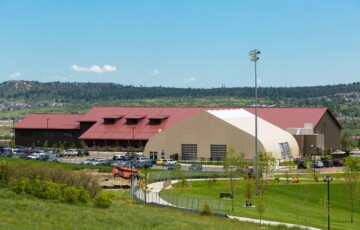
[
  {"x1": 184, "y1": 77, "x2": 196, "y2": 83},
  {"x1": 103, "y1": 65, "x2": 117, "y2": 72},
  {"x1": 150, "y1": 69, "x2": 159, "y2": 76},
  {"x1": 10, "y1": 72, "x2": 21, "y2": 79},
  {"x1": 70, "y1": 64, "x2": 117, "y2": 73}
]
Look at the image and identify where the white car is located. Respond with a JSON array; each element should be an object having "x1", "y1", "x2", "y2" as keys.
[
  {"x1": 65, "y1": 149, "x2": 78, "y2": 156},
  {"x1": 89, "y1": 158, "x2": 108, "y2": 166},
  {"x1": 81, "y1": 157, "x2": 98, "y2": 165},
  {"x1": 162, "y1": 159, "x2": 176, "y2": 166},
  {"x1": 27, "y1": 153, "x2": 41, "y2": 160},
  {"x1": 312, "y1": 160, "x2": 324, "y2": 168}
]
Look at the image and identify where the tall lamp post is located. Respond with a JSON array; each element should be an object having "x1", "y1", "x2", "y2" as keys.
[
  {"x1": 46, "y1": 118, "x2": 49, "y2": 147},
  {"x1": 249, "y1": 49, "x2": 261, "y2": 195},
  {"x1": 323, "y1": 176, "x2": 332, "y2": 230}
]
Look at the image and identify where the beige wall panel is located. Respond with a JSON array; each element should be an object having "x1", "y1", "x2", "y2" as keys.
[{"x1": 144, "y1": 111, "x2": 265, "y2": 160}]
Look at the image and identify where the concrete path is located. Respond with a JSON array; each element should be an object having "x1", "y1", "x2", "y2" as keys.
[{"x1": 227, "y1": 215, "x2": 321, "y2": 230}]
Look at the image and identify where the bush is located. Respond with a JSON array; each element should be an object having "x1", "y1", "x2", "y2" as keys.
[
  {"x1": 43, "y1": 181, "x2": 63, "y2": 201},
  {"x1": 200, "y1": 203, "x2": 212, "y2": 216},
  {"x1": 8, "y1": 177, "x2": 30, "y2": 194},
  {"x1": 93, "y1": 192, "x2": 112, "y2": 208},
  {"x1": 62, "y1": 186, "x2": 80, "y2": 204},
  {"x1": 78, "y1": 187, "x2": 91, "y2": 204}
]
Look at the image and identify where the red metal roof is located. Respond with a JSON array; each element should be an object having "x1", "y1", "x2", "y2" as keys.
[
  {"x1": 14, "y1": 113, "x2": 83, "y2": 130},
  {"x1": 15, "y1": 106, "x2": 334, "y2": 140},
  {"x1": 243, "y1": 107, "x2": 329, "y2": 129},
  {"x1": 79, "y1": 106, "x2": 215, "y2": 140}
]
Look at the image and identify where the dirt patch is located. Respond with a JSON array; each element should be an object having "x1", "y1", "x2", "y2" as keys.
[{"x1": 82, "y1": 169, "x2": 131, "y2": 188}]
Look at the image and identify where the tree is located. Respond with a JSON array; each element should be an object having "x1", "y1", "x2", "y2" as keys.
[
  {"x1": 341, "y1": 131, "x2": 353, "y2": 151},
  {"x1": 223, "y1": 146, "x2": 244, "y2": 211},
  {"x1": 256, "y1": 152, "x2": 276, "y2": 224},
  {"x1": 343, "y1": 157, "x2": 360, "y2": 223},
  {"x1": 139, "y1": 166, "x2": 151, "y2": 205}
]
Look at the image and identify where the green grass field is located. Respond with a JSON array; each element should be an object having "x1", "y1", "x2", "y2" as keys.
[
  {"x1": 0, "y1": 187, "x2": 306, "y2": 230},
  {"x1": 160, "y1": 178, "x2": 360, "y2": 230}
]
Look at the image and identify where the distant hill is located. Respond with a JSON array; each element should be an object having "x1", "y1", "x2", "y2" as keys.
[{"x1": 0, "y1": 80, "x2": 359, "y2": 102}]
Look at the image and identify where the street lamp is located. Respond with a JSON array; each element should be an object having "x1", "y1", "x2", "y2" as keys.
[
  {"x1": 323, "y1": 175, "x2": 332, "y2": 230},
  {"x1": 249, "y1": 49, "x2": 261, "y2": 195}
]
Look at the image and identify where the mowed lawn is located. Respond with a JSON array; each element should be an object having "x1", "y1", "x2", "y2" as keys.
[
  {"x1": 0, "y1": 188, "x2": 304, "y2": 230},
  {"x1": 160, "y1": 178, "x2": 360, "y2": 230}
]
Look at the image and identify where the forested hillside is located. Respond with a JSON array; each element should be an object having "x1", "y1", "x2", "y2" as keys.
[
  {"x1": 0, "y1": 80, "x2": 359, "y2": 137},
  {"x1": 0, "y1": 80, "x2": 359, "y2": 101}
]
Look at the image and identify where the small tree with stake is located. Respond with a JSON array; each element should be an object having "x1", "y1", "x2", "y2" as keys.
[
  {"x1": 223, "y1": 146, "x2": 244, "y2": 211},
  {"x1": 343, "y1": 156, "x2": 360, "y2": 223}
]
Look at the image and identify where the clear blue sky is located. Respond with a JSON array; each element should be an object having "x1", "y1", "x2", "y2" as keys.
[{"x1": 1, "y1": 0, "x2": 359, "y2": 88}]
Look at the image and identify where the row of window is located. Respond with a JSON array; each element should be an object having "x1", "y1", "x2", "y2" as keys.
[
  {"x1": 19, "y1": 131, "x2": 75, "y2": 138},
  {"x1": 180, "y1": 142, "x2": 290, "y2": 160}
]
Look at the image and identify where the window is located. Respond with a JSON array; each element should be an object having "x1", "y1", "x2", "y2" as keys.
[
  {"x1": 149, "y1": 151, "x2": 158, "y2": 160},
  {"x1": 210, "y1": 145, "x2": 227, "y2": 161},
  {"x1": 181, "y1": 144, "x2": 197, "y2": 160},
  {"x1": 279, "y1": 142, "x2": 291, "y2": 159}
]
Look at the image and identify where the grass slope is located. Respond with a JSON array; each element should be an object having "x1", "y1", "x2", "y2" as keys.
[
  {"x1": 0, "y1": 188, "x2": 301, "y2": 230},
  {"x1": 160, "y1": 179, "x2": 360, "y2": 230}
]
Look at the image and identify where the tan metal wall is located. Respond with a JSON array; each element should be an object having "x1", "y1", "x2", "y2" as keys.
[
  {"x1": 144, "y1": 111, "x2": 265, "y2": 160},
  {"x1": 314, "y1": 112, "x2": 341, "y2": 153}
]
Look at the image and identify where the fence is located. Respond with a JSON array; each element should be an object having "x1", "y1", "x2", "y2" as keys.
[{"x1": 134, "y1": 188, "x2": 227, "y2": 217}]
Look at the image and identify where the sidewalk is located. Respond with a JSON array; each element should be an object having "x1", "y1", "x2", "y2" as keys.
[{"x1": 137, "y1": 179, "x2": 321, "y2": 230}]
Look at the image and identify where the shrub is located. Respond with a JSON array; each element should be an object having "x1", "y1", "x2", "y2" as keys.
[
  {"x1": 0, "y1": 161, "x2": 11, "y2": 186},
  {"x1": 78, "y1": 187, "x2": 91, "y2": 204},
  {"x1": 93, "y1": 192, "x2": 112, "y2": 208},
  {"x1": 8, "y1": 177, "x2": 29, "y2": 194},
  {"x1": 200, "y1": 203, "x2": 212, "y2": 216},
  {"x1": 43, "y1": 181, "x2": 63, "y2": 201},
  {"x1": 62, "y1": 186, "x2": 80, "y2": 204}
]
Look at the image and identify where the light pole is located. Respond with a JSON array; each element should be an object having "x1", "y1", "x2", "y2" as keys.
[
  {"x1": 323, "y1": 176, "x2": 331, "y2": 230},
  {"x1": 249, "y1": 49, "x2": 261, "y2": 195},
  {"x1": 46, "y1": 118, "x2": 49, "y2": 147}
]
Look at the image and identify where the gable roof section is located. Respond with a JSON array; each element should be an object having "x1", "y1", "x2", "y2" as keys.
[
  {"x1": 14, "y1": 114, "x2": 83, "y2": 130},
  {"x1": 244, "y1": 107, "x2": 331, "y2": 129},
  {"x1": 79, "y1": 106, "x2": 219, "y2": 140},
  {"x1": 15, "y1": 107, "x2": 336, "y2": 140}
]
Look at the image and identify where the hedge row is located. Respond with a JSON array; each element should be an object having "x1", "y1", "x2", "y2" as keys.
[{"x1": 0, "y1": 160, "x2": 108, "y2": 206}]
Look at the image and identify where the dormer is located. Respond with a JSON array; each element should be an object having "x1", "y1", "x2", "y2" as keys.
[
  {"x1": 103, "y1": 115, "x2": 124, "y2": 125},
  {"x1": 126, "y1": 115, "x2": 145, "y2": 125},
  {"x1": 148, "y1": 115, "x2": 169, "y2": 125}
]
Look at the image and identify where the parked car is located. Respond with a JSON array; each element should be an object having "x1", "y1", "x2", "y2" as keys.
[
  {"x1": 297, "y1": 160, "x2": 307, "y2": 169},
  {"x1": 77, "y1": 149, "x2": 89, "y2": 156},
  {"x1": 113, "y1": 155, "x2": 122, "y2": 160},
  {"x1": 116, "y1": 161, "x2": 133, "y2": 168},
  {"x1": 162, "y1": 159, "x2": 176, "y2": 166},
  {"x1": 312, "y1": 160, "x2": 324, "y2": 168},
  {"x1": 89, "y1": 158, "x2": 109, "y2": 166},
  {"x1": 37, "y1": 154, "x2": 50, "y2": 161},
  {"x1": 81, "y1": 157, "x2": 98, "y2": 165},
  {"x1": 65, "y1": 149, "x2": 78, "y2": 156},
  {"x1": 134, "y1": 161, "x2": 153, "y2": 169},
  {"x1": 188, "y1": 164, "x2": 203, "y2": 171},
  {"x1": 27, "y1": 153, "x2": 41, "y2": 160},
  {"x1": 321, "y1": 159, "x2": 334, "y2": 167},
  {"x1": 12, "y1": 152, "x2": 28, "y2": 159},
  {"x1": 168, "y1": 163, "x2": 181, "y2": 171},
  {"x1": 156, "y1": 158, "x2": 165, "y2": 165},
  {"x1": 333, "y1": 158, "x2": 344, "y2": 167}
]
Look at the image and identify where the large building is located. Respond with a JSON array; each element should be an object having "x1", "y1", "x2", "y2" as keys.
[{"x1": 14, "y1": 106, "x2": 341, "y2": 161}]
